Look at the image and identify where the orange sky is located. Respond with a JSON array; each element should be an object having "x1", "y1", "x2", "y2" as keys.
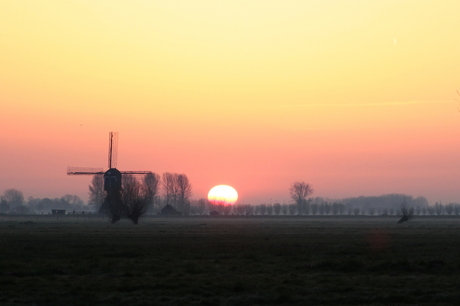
[{"x1": 1, "y1": 1, "x2": 460, "y2": 204}]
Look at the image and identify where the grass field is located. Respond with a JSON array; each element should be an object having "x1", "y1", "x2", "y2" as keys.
[{"x1": 1, "y1": 215, "x2": 460, "y2": 305}]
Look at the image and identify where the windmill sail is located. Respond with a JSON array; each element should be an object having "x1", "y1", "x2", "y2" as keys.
[
  {"x1": 108, "y1": 131, "x2": 118, "y2": 169},
  {"x1": 67, "y1": 166, "x2": 105, "y2": 175},
  {"x1": 120, "y1": 171, "x2": 153, "y2": 174}
]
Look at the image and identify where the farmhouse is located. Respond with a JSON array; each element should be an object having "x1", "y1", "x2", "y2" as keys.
[{"x1": 51, "y1": 209, "x2": 66, "y2": 215}]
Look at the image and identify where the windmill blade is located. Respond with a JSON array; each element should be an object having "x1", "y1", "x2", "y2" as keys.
[
  {"x1": 108, "y1": 131, "x2": 118, "y2": 169},
  {"x1": 67, "y1": 166, "x2": 105, "y2": 175},
  {"x1": 120, "y1": 171, "x2": 153, "y2": 175}
]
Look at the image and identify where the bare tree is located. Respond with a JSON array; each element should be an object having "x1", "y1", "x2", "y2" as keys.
[
  {"x1": 281, "y1": 204, "x2": 288, "y2": 215},
  {"x1": 266, "y1": 204, "x2": 273, "y2": 215},
  {"x1": 3, "y1": 188, "x2": 24, "y2": 209},
  {"x1": 324, "y1": 203, "x2": 331, "y2": 215},
  {"x1": 244, "y1": 204, "x2": 254, "y2": 215},
  {"x1": 234, "y1": 204, "x2": 246, "y2": 215},
  {"x1": 273, "y1": 203, "x2": 281, "y2": 215},
  {"x1": 445, "y1": 203, "x2": 454, "y2": 215},
  {"x1": 331, "y1": 202, "x2": 339, "y2": 215},
  {"x1": 454, "y1": 204, "x2": 460, "y2": 215},
  {"x1": 190, "y1": 198, "x2": 208, "y2": 215},
  {"x1": 289, "y1": 181, "x2": 313, "y2": 214},
  {"x1": 161, "y1": 173, "x2": 192, "y2": 214},
  {"x1": 434, "y1": 202, "x2": 444, "y2": 215},
  {"x1": 318, "y1": 203, "x2": 325, "y2": 215},
  {"x1": 397, "y1": 199, "x2": 414, "y2": 224},
  {"x1": 176, "y1": 174, "x2": 192, "y2": 215},
  {"x1": 3, "y1": 189, "x2": 24, "y2": 204},
  {"x1": 143, "y1": 172, "x2": 161, "y2": 213},
  {"x1": 101, "y1": 190, "x2": 124, "y2": 224},
  {"x1": 162, "y1": 172, "x2": 178, "y2": 207},
  {"x1": 368, "y1": 207, "x2": 375, "y2": 216},
  {"x1": 88, "y1": 175, "x2": 104, "y2": 212},
  {"x1": 0, "y1": 197, "x2": 9, "y2": 214},
  {"x1": 288, "y1": 204, "x2": 297, "y2": 215},
  {"x1": 122, "y1": 175, "x2": 150, "y2": 224}
]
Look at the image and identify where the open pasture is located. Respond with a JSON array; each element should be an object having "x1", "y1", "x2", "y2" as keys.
[{"x1": 1, "y1": 216, "x2": 460, "y2": 305}]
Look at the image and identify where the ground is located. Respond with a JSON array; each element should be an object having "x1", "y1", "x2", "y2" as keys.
[{"x1": 1, "y1": 215, "x2": 460, "y2": 305}]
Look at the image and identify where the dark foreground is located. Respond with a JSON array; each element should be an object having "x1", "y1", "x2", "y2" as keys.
[{"x1": 1, "y1": 216, "x2": 460, "y2": 305}]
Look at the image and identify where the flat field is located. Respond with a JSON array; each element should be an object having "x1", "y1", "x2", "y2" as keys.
[{"x1": 1, "y1": 215, "x2": 460, "y2": 305}]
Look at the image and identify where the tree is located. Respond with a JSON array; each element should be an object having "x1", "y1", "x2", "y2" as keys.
[
  {"x1": 101, "y1": 190, "x2": 124, "y2": 223},
  {"x1": 3, "y1": 189, "x2": 24, "y2": 212},
  {"x1": 324, "y1": 203, "x2": 331, "y2": 215},
  {"x1": 162, "y1": 172, "x2": 178, "y2": 208},
  {"x1": 234, "y1": 204, "x2": 246, "y2": 215},
  {"x1": 259, "y1": 204, "x2": 267, "y2": 215},
  {"x1": 318, "y1": 203, "x2": 325, "y2": 215},
  {"x1": 289, "y1": 181, "x2": 313, "y2": 214},
  {"x1": 143, "y1": 172, "x2": 161, "y2": 213},
  {"x1": 88, "y1": 175, "x2": 104, "y2": 212},
  {"x1": 37, "y1": 198, "x2": 54, "y2": 213},
  {"x1": 0, "y1": 197, "x2": 9, "y2": 214},
  {"x1": 454, "y1": 204, "x2": 460, "y2": 216},
  {"x1": 288, "y1": 204, "x2": 297, "y2": 215},
  {"x1": 337, "y1": 203, "x2": 345, "y2": 215},
  {"x1": 310, "y1": 203, "x2": 318, "y2": 215},
  {"x1": 434, "y1": 202, "x2": 444, "y2": 215},
  {"x1": 60, "y1": 194, "x2": 85, "y2": 210},
  {"x1": 331, "y1": 202, "x2": 339, "y2": 215},
  {"x1": 176, "y1": 174, "x2": 192, "y2": 215},
  {"x1": 281, "y1": 204, "x2": 288, "y2": 215},
  {"x1": 266, "y1": 204, "x2": 273, "y2": 215},
  {"x1": 244, "y1": 204, "x2": 254, "y2": 215},
  {"x1": 273, "y1": 203, "x2": 281, "y2": 215},
  {"x1": 445, "y1": 203, "x2": 454, "y2": 215},
  {"x1": 398, "y1": 200, "x2": 414, "y2": 224},
  {"x1": 162, "y1": 173, "x2": 192, "y2": 214},
  {"x1": 369, "y1": 207, "x2": 376, "y2": 216},
  {"x1": 122, "y1": 175, "x2": 150, "y2": 224},
  {"x1": 389, "y1": 207, "x2": 395, "y2": 216},
  {"x1": 191, "y1": 198, "x2": 208, "y2": 215}
]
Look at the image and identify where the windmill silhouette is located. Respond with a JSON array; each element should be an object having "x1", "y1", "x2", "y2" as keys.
[{"x1": 67, "y1": 132, "x2": 152, "y2": 222}]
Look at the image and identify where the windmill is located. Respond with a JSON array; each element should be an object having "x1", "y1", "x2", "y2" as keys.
[{"x1": 67, "y1": 132, "x2": 152, "y2": 221}]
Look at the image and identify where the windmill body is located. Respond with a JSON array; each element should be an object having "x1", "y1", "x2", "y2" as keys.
[
  {"x1": 104, "y1": 168, "x2": 122, "y2": 193},
  {"x1": 67, "y1": 132, "x2": 152, "y2": 220}
]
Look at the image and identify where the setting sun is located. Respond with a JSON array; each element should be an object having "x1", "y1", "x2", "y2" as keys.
[{"x1": 208, "y1": 185, "x2": 238, "y2": 206}]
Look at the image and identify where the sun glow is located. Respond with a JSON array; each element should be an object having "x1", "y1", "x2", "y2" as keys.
[{"x1": 208, "y1": 185, "x2": 238, "y2": 206}]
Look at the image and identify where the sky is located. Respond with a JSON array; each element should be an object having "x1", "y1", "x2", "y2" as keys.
[{"x1": 1, "y1": 0, "x2": 460, "y2": 205}]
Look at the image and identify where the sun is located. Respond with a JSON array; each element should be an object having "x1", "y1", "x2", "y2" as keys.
[{"x1": 208, "y1": 185, "x2": 238, "y2": 206}]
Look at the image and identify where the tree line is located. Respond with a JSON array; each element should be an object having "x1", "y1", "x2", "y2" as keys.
[
  {"x1": 0, "y1": 188, "x2": 87, "y2": 214},
  {"x1": 2, "y1": 179, "x2": 459, "y2": 218}
]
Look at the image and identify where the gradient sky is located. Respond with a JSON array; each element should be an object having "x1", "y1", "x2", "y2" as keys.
[{"x1": 1, "y1": 1, "x2": 460, "y2": 204}]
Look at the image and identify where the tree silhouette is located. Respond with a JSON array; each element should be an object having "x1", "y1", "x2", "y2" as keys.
[
  {"x1": 88, "y1": 175, "x2": 104, "y2": 212},
  {"x1": 162, "y1": 172, "x2": 192, "y2": 214},
  {"x1": 397, "y1": 199, "x2": 414, "y2": 223},
  {"x1": 162, "y1": 172, "x2": 178, "y2": 207},
  {"x1": 289, "y1": 181, "x2": 313, "y2": 215},
  {"x1": 143, "y1": 172, "x2": 161, "y2": 213},
  {"x1": 123, "y1": 175, "x2": 150, "y2": 224},
  {"x1": 176, "y1": 174, "x2": 192, "y2": 215}
]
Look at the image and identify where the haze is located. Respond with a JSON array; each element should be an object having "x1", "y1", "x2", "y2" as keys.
[{"x1": 1, "y1": 1, "x2": 460, "y2": 204}]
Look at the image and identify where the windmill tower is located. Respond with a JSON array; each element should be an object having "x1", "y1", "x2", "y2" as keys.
[{"x1": 67, "y1": 132, "x2": 152, "y2": 221}]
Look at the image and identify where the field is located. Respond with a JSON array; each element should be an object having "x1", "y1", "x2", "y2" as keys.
[{"x1": 1, "y1": 215, "x2": 460, "y2": 305}]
